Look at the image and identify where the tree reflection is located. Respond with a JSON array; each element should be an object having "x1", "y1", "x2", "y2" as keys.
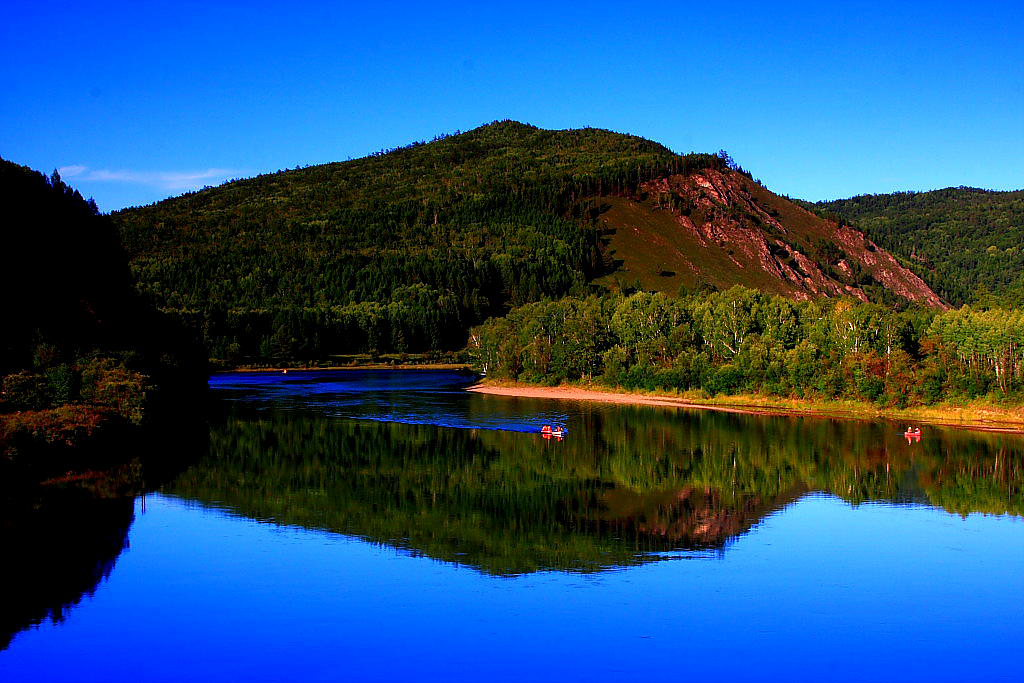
[
  {"x1": 0, "y1": 483, "x2": 135, "y2": 650},
  {"x1": 167, "y1": 405, "x2": 1023, "y2": 575},
  {"x1": 0, "y1": 423, "x2": 207, "y2": 651}
]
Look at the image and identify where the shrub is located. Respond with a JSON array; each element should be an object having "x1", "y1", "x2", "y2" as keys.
[
  {"x1": 1, "y1": 371, "x2": 51, "y2": 411},
  {"x1": 80, "y1": 358, "x2": 150, "y2": 424},
  {"x1": 0, "y1": 404, "x2": 108, "y2": 450},
  {"x1": 45, "y1": 364, "x2": 80, "y2": 404}
]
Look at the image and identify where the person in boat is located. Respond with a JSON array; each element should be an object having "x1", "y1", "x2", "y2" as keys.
[{"x1": 541, "y1": 425, "x2": 552, "y2": 433}]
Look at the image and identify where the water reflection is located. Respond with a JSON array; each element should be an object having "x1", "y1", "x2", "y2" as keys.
[
  {"x1": 209, "y1": 369, "x2": 575, "y2": 433},
  {"x1": 0, "y1": 480, "x2": 135, "y2": 649},
  {"x1": 166, "y1": 396, "x2": 1023, "y2": 576},
  {"x1": 0, "y1": 425, "x2": 206, "y2": 651},
  {"x1": 2, "y1": 370, "x2": 1022, "y2": 662}
]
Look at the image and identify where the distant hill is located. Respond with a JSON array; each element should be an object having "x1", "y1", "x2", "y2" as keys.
[
  {"x1": 113, "y1": 121, "x2": 942, "y2": 361},
  {"x1": 816, "y1": 187, "x2": 1024, "y2": 305}
]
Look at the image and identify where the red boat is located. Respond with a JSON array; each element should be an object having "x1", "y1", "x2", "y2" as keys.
[{"x1": 540, "y1": 425, "x2": 566, "y2": 439}]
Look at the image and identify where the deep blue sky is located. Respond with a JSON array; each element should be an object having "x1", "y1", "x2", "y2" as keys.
[{"x1": 2, "y1": 1, "x2": 1022, "y2": 211}]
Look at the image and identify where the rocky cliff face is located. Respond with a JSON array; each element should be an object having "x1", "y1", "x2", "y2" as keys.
[{"x1": 594, "y1": 169, "x2": 945, "y2": 308}]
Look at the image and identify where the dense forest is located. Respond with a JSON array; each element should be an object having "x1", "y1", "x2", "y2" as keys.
[
  {"x1": 473, "y1": 288, "x2": 1024, "y2": 406},
  {"x1": 114, "y1": 121, "x2": 938, "y2": 362},
  {"x1": 0, "y1": 159, "x2": 204, "y2": 466},
  {"x1": 115, "y1": 121, "x2": 724, "y2": 360},
  {"x1": 816, "y1": 187, "x2": 1024, "y2": 305}
]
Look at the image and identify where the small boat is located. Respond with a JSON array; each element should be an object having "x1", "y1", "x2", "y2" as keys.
[
  {"x1": 540, "y1": 424, "x2": 567, "y2": 439},
  {"x1": 904, "y1": 427, "x2": 922, "y2": 442}
]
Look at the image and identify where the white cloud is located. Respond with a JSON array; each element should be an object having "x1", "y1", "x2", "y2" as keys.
[
  {"x1": 58, "y1": 166, "x2": 244, "y2": 191},
  {"x1": 57, "y1": 164, "x2": 87, "y2": 177}
]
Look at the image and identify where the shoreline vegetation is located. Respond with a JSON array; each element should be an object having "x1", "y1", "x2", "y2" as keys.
[
  {"x1": 470, "y1": 288, "x2": 1024, "y2": 435},
  {"x1": 469, "y1": 380, "x2": 1024, "y2": 433}
]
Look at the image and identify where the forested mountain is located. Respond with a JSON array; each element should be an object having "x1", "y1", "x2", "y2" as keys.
[
  {"x1": 816, "y1": 187, "x2": 1024, "y2": 305},
  {"x1": 114, "y1": 121, "x2": 942, "y2": 361},
  {"x1": 0, "y1": 159, "x2": 203, "y2": 465}
]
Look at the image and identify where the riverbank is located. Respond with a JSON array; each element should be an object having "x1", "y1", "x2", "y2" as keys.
[{"x1": 468, "y1": 381, "x2": 1024, "y2": 434}]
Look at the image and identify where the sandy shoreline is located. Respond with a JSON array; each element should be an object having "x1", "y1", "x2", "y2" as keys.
[
  {"x1": 468, "y1": 383, "x2": 1024, "y2": 434},
  {"x1": 469, "y1": 384, "x2": 760, "y2": 413}
]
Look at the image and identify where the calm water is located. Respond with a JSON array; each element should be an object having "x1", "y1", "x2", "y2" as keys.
[{"x1": 2, "y1": 370, "x2": 1023, "y2": 682}]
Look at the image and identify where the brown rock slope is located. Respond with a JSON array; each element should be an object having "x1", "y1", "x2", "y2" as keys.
[{"x1": 593, "y1": 169, "x2": 945, "y2": 308}]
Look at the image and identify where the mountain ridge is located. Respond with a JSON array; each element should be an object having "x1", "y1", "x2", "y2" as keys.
[{"x1": 112, "y1": 121, "x2": 944, "y2": 360}]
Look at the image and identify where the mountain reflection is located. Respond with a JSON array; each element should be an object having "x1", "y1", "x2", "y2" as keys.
[{"x1": 166, "y1": 404, "x2": 1024, "y2": 575}]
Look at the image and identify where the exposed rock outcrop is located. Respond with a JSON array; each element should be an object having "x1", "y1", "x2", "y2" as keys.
[{"x1": 595, "y1": 169, "x2": 946, "y2": 308}]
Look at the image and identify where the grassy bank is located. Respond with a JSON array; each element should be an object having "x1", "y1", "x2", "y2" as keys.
[{"x1": 470, "y1": 380, "x2": 1024, "y2": 433}]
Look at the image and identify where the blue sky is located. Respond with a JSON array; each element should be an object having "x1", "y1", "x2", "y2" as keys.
[{"x1": 2, "y1": 1, "x2": 1022, "y2": 211}]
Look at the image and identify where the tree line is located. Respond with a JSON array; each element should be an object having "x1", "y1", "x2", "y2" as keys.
[{"x1": 472, "y1": 287, "x2": 1024, "y2": 405}]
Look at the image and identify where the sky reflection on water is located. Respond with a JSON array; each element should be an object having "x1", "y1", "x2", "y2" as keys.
[{"x1": 3, "y1": 493, "x2": 1021, "y2": 682}]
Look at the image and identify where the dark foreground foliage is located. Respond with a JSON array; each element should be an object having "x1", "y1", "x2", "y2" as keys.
[{"x1": 0, "y1": 159, "x2": 205, "y2": 462}]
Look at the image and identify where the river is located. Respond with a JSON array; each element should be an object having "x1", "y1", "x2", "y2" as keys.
[{"x1": 2, "y1": 370, "x2": 1022, "y2": 681}]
